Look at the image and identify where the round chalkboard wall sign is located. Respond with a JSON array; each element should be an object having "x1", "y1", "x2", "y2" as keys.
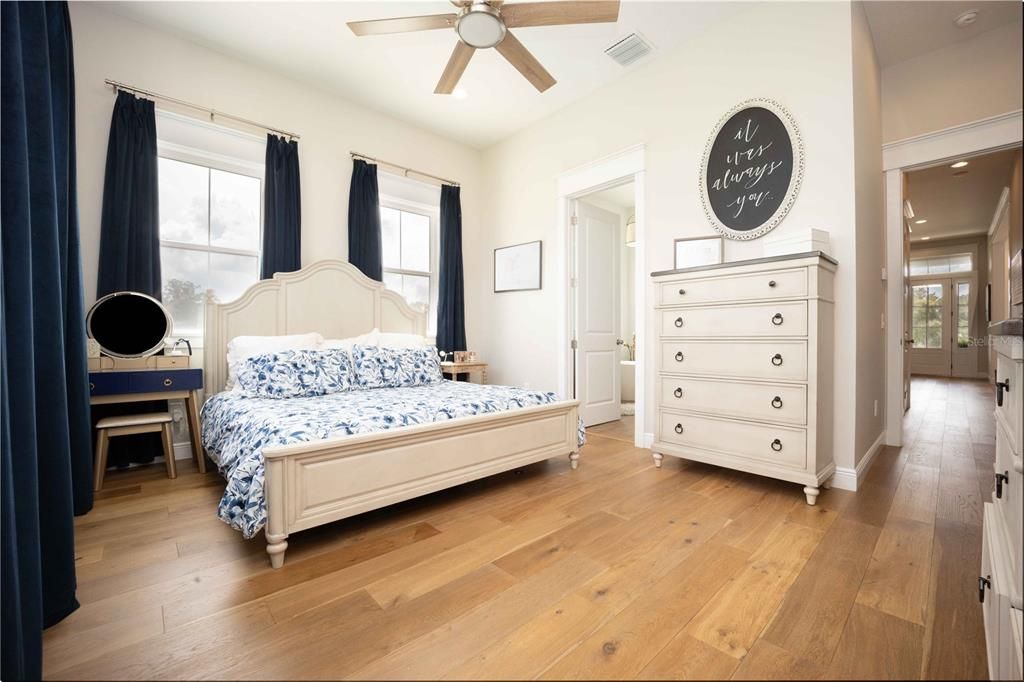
[{"x1": 699, "y1": 98, "x2": 804, "y2": 240}]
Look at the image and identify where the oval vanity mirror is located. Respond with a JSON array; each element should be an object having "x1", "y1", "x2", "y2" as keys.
[{"x1": 87, "y1": 291, "x2": 172, "y2": 358}]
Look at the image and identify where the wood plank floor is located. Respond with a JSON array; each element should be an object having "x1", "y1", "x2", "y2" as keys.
[{"x1": 43, "y1": 377, "x2": 991, "y2": 680}]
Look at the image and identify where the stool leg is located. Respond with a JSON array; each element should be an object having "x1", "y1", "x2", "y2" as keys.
[
  {"x1": 161, "y1": 423, "x2": 177, "y2": 480},
  {"x1": 93, "y1": 429, "x2": 109, "y2": 492}
]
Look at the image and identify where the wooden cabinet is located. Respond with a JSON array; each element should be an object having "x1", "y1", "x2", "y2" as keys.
[
  {"x1": 651, "y1": 252, "x2": 836, "y2": 505},
  {"x1": 982, "y1": 329, "x2": 1023, "y2": 681}
]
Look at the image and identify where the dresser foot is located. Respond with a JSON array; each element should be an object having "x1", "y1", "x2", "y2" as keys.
[
  {"x1": 569, "y1": 451, "x2": 580, "y2": 470},
  {"x1": 822, "y1": 478, "x2": 832, "y2": 489},
  {"x1": 266, "y1": 532, "x2": 288, "y2": 569},
  {"x1": 803, "y1": 486, "x2": 820, "y2": 506},
  {"x1": 653, "y1": 452, "x2": 664, "y2": 469}
]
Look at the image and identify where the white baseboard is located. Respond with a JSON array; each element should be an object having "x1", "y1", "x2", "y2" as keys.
[
  {"x1": 173, "y1": 442, "x2": 193, "y2": 461},
  {"x1": 831, "y1": 431, "x2": 886, "y2": 492}
]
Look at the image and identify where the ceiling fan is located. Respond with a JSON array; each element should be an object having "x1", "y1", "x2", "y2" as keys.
[{"x1": 347, "y1": 1, "x2": 620, "y2": 94}]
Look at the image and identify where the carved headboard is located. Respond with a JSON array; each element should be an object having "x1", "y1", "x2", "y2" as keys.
[{"x1": 204, "y1": 259, "x2": 428, "y2": 394}]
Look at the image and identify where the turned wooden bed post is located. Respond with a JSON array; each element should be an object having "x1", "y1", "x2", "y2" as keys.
[{"x1": 264, "y1": 453, "x2": 288, "y2": 568}]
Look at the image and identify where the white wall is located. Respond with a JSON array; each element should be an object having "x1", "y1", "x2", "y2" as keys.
[
  {"x1": 852, "y1": 2, "x2": 886, "y2": 462},
  {"x1": 478, "y1": 1, "x2": 880, "y2": 474},
  {"x1": 70, "y1": 3, "x2": 485, "y2": 346},
  {"x1": 881, "y1": 22, "x2": 1023, "y2": 143}
]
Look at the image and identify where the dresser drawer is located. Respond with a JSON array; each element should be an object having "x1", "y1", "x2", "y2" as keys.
[
  {"x1": 129, "y1": 369, "x2": 203, "y2": 393},
  {"x1": 658, "y1": 411, "x2": 806, "y2": 469},
  {"x1": 660, "y1": 376, "x2": 807, "y2": 425},
  {"x1": 994, "y1": 351, "x2": 1022, "y2": 453},
  {"x1": 660, "y1": 301, "x2": 807, "y2": 338},
  {"x1": 88, "y1": 371, "x2": 129, "y2": 396},
  {"x1": 660, "y1": 340, "x2": 807, "y2": 381},
  {"x1": 659, "y1": 268, "x2": 807, "y2": 306},
  {"x1": 993, "y1": 419, "x2": 1022, "y2": 582}
]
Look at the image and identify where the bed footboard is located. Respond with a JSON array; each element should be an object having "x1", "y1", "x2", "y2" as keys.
[{"x1": 262, "y1": 400, "x2": 580, "y2": 568}]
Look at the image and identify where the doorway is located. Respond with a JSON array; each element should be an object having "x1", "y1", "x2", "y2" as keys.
[{"x1": 909, "y1": 276, "x2": 976, "y2": 377}]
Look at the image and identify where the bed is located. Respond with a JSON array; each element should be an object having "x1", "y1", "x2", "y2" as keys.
[{"x1": 203, "y1": 260, "x2": 581, "y2": 568}]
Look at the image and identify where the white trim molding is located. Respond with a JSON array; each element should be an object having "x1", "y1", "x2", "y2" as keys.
[
  {"x1": 989, "y1": 187, "x2": 1011, "y2": 236},
  {"x1": 882, "y1": 110, "x2": 1022, "y2": 171},
  {"x1": 831, "y1": 431, "x2": 886, "y2": 491}
]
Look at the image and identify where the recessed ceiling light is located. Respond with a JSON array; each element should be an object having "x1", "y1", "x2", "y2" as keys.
[
  {"x1": 954, "y1": 10, "x2": 979, "y2": 28},
  {"x1": 453, "y1": 88, "x2": 468, "y2": 100},
  {"x1": 950, "y1": 161, "x2": 969, "y2": 169},
  {"x1": 915, "y1": 219, "x2": 928, "y2": 224},
  {"x1": 921, "y1": 236, "x2": 931, "y2": 241}
]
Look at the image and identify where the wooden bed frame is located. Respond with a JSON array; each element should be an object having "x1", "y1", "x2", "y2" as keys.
[{"x1": 205, "y1": 260, "x2": 580, "y2": 568}]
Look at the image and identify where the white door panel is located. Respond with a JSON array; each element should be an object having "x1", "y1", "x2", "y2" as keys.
[{"x1": 575, "y1": 200, "x2": 621, "y2": 427}]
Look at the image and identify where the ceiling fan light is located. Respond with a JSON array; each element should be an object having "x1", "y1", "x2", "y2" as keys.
[{"x1": 456, "y1": 6, "x2": 506, "y2": 48}]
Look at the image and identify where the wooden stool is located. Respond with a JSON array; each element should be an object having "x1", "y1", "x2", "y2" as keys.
[{"x1": 94, "y1": 412, "x2": 175, "y2": 491}]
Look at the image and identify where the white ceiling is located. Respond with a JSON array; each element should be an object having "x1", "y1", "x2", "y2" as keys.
[
  {"x1": 905, "y1": 147, "x2": 1018, "y2": 242},
  {"x1": 93, "y1": 1, "x2": 747, "y2": 148},
  {"x1": 863, "y1": 1, "x2": 1022, "y2": 67}
]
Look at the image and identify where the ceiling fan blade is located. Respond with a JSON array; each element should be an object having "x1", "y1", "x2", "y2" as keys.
[
  {"x1": 495, "y1": 31, "x2": 555, "y2": 92},
  {"x1": 502, "y1": 1, "x2": 619, "y2": 28},
  {"x1": 347, "y1": 13, "x2": 457, "y2": 36},
  {"x1": 435, "y1": 41, "x2": 476, "y2": 94}
]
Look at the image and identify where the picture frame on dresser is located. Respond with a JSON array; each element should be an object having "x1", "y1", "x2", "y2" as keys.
[{"x1": 674, "y1": 236, "x2": 723, "y2": 270}]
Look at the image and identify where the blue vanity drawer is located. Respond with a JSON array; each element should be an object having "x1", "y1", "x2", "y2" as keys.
[
  {"x1": 129, "y1": 369, "x2": 203, "y2": 393},
  {"x1": 88, "y1": 372, "x2": 129, "y2": 396}
]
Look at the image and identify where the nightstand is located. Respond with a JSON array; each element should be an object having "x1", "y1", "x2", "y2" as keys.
[{"x1": 440, "y1": 361, "x2": 488, "y2": 384}]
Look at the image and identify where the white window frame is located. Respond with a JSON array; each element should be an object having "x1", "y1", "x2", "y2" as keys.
[
  {"x1": 908, "y1": 252, "x2": 973, "y2": 276},
  {"x1": 157, "y1": 140, "x2": 265, "y2": 347},
  {"x1": 378, "y1": 194, "x2": 440, "y2": 334}
]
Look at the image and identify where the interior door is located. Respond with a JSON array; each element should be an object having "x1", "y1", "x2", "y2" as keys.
[
  {"x1": 910, "y1": 280, "x2": 952, "y2": 376},
  {"x1": 903, "y1": 215, "x2": 912, "y2": 411},
  {"x1": 574, "y1": 200, "x2": 621, "y2": 427}
]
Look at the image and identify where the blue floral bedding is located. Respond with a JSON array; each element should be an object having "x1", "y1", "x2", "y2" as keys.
[{"x1": 202, "y1": 381, "x2": 585, "y2": 538}]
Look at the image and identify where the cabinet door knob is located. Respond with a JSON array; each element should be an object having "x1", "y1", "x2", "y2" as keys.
[
  {"x1": 768, "y1": 280, "x2": 777, "y2": 288},
  {"x1": 771, "y1": 353, "x2": 783, "y2": 366},
  {"x1": 996, "y1": 379, "x2": 1010, "y2": 407},
  {"x1": 771, "y1": 313, "x2": 784, "y2": 326},
  {"x1": 674, "y1": 423, "x2": 684, "y2": 434},
  {"x1": 163, "y1": 378, "x2": 173, "y2": 387},
  {"x1": 674, "y1": 317, "x2": 684, "y2": 328},
  {"x1": 675, "y1": 351, "x2": 684, "y2": 362},
  {"x1": 771, "y1": 396, "x2": 783, "y2": 409},
  {"x1": 673, "y1": 387, "x2": 683, "y2": 399},
  {"x1": 996, "y1": 471, "x2": 1009, "y2": 499},
  {"x1": 89, "y1": 382, "x2": 95, "y2": 391},
  {"x1": 678, "y1": 288, "x2": 686, "y2": 295},
  {"x1": 979, "y1": 575, "x2": 992, "y2": 603},
  {"x1": 771, "y1": 438, "x2": 783, "y2": 452}
]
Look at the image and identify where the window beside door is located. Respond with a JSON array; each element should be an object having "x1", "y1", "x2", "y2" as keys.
[
  {"x1": 911, "y1": 283, "x2": 944, "y2": 349},
  {"x1": 956, "y1": 282, "x2": 970, "y2": 348},
  {"x1": 158, "y1": 156, "x2": 263, "y2": 339},
  {"x1": 380, "y1": 204, "x2": 433, "y2": 312}
]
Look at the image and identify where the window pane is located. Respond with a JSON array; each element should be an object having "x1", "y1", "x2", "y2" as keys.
[
  {"x1": 909, "y1": 259, "x2": 928, "y2": 276},
  {"x1": 209, "y1": 252, "x2": 259, "y2": 305},
  {"x1": 381, "y1": 207, "x2": 401, "y2": 269},
  {"x1": 402, "y1": 274, "x2": 429, "y2": 308},
  {"x1": 928, "y1": 258, "x2": 949, "y2": 274},
  {"x1": 158, "y1": 158, "x2": 208, "y2": 245},
  {"x1": 400, "y1": 211, "x2": 430, "y2": 272},
  {"x1": 949, "y1": 255, "x2": 972, "y2": 272},
  {"x1": 210, "y1": 169, "x2": 260, "y2": 251},
  {"x1": 926, "y1": 327, "x2": 942, "y2": 349},
  {"x1": 382, "y1": 271, "x2": 402, "y2": 297},
  {"x1": 161, "y1": 246, "x2": 208, "y2": 334}
]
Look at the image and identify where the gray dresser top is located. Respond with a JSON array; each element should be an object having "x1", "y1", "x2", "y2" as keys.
[
  {"x1": 989, "y1": 318, "x2": 1023, "y2": 337},
  {"x1": 651, "y1": 251, "x2": 838, "y2": 278}
]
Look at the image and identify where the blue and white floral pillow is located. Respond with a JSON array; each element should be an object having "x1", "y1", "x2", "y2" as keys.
[
  {"x1": 236, "y1": 348, "x2": 355, "y2": 399},
  {"x1": 352, "y1": 344, "x2": 444, "y2": 389}
]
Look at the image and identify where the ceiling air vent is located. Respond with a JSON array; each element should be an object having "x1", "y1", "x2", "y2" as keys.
[{"x1": 605, "y1": 33, "x2": 653, "y2": 67}]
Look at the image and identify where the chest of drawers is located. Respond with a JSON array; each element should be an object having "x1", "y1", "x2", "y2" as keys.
[{"x1": 651, "y1": 251, "x2": 836, "y2": 505}]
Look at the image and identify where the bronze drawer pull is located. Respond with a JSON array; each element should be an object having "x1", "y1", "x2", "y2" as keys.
[
  {"x1": 771, "y1": 438, "x2": 782, "y2": 452},
  {"x1": 89, "y1": 382, "x2": 95, "y2": 391},
  {"x1": 771, "y1": 313, "x2": 784, "y2": 326},
  {"x1": 163, "y1": 378, "x2": 173, "y2": 387},
  {"x1": 674, "y1": 423, "x2": 684, "y2": 435},
  {"x1": 768, "y1": 280, "x2": 777, "y2": 287},
  {"x1": 979, "y1": 575, "x2": 991, "y2": 603},
  {"x1": 996, "y1": 378, "x2": 1010, "y2": 407},
  {"x1": 674, "y1": 317, "x2": 683, "y2": 328},
  {"x1": 771, "y1": 396, "x2": 783, "y2": 409},
  {"x1": 771, "y1": 353, "x2": 783, "y2": 366},
  {"x1": 673, "y1": 387, "x2": 683, "y2": 399},
  {"x1": 996, "y1": 471, "x2": 1009, "y2": 499},
  {"x1": 675, "y1": 351, "x2": 684, "y2": 362},
  {"x1": 678, "y1": 288, "x2": 686, "y2": 295}
]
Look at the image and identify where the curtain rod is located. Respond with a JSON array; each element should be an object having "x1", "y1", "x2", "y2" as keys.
[
  {"x1": 104, "y1": 79, "x2": 300, "y2": 140},
  {"x1": 350, "y1": 151, "x2": 459, "y2": 187}
]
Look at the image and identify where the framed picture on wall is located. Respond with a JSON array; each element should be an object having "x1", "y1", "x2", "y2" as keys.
[
  {"x1": 494, "y1": 240, "x2": 542, "y2": 292},
  {"x1": 674, "y1": 236, "x2": 723, "y2": 270}
]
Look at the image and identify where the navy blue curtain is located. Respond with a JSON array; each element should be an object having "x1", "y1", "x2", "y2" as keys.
[
  {"x1": 261, "y1": 135, "x2": 301, "y2": 279},
  {"x1": 96, "y1": 90, "x2": 160, "y2": 299},
  {"x1": 1, "y1": 2, "x2": 93, "y2": 678},
  {"x1": 347, "y1": 159, "x2": 382, "y2": 281},
  {"x1": 437, "y1": 184, "x2": 467, "y2": 354}
]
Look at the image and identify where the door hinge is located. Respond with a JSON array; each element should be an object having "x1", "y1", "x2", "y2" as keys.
[
  {"x1": 570, "y1": 339, "x2": 578, "y2": 350},
  {"x1": 570, "y1": 215, "x2": 578, "y2": 226}
]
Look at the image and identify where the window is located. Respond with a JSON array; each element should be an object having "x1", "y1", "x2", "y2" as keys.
[
  {"x1": 380, "y1": 205, "x2": 432, "y2": 311},
  {"x1": 956, "y1": 282, "x2": 970, "y2": 348},
  {"x1": 911, "y1": 284, "x2": 944, "y2": 349},
  {"x1": 158, "y1": 156, "x2": 262, "y2": 337},
  {"x1": 909, "y1": 254, "x2": 972, "y2": 276}
]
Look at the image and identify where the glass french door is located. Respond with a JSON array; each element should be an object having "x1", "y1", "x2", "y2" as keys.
[{"x1": 910, "y1": 278, "x2": 975, "y2": 377}]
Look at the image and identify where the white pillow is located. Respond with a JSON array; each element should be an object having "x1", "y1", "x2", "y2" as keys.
[
  {"x1": 225, "y1": 332, "x2": 323, "y2": 390},
  {"x1": 377, "y1": 331, "x2": 427, "y2": 348},
  {"x1": 321, "y1": 329, "x2": 380, "y2": 353}
]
